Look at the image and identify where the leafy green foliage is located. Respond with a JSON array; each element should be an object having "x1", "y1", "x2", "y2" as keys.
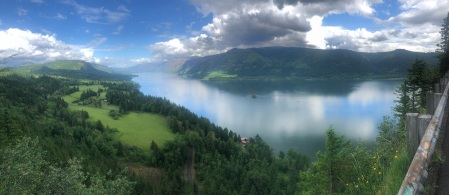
[
  {"x1": 298, "y1": 117, "x2": 409, "y2": 194},
  {"x1": 0, "y1": 137, "x2": 134, "y2": 194},
  {"x1": 393, "y1": 59, "x2": 438, "y2": 119},
  {"x1": 298, "y1": 127, "x2": 352, "y2": 194},
  {"x1": 0, "y1": 74, "x2": 146, "y2": 193},
  {"x1": 80, "y1": 88, "x2": 98, "y2": 101},
  {"x1": 0, "y1": 73, "x2": 314, "y2": 194}
]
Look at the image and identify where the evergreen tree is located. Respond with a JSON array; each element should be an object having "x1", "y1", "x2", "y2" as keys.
[
  {"x1": 298, "y1": 127, "x2": 351, "y2": 194},
  {"x1": 0, "y1": 137, "x2": 134, "y2": 194},
  {"x1": 438, "y1": 12, "x2": 449, "y2": 75},
  {"x1": 405, "y1": 59, "x2": 435, "y2": 111},
  {"x1": 393, "y1": 83, "x2": 411, "y2": 123}
]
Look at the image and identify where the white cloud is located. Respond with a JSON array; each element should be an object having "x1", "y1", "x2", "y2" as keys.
[
  {"x1": 316, "y1": 24, "x2": 438, "y2": 52},
  {"x1": 17, "y1": 7, "x2": 28, "y2": 17},
  {"x1": 132, "y1": 58, "x2": 154, "y2": 64},
  {"x1": 55, "y1": 13, "x2": 67, "y2": 20},
  {"x1": 62, "y1": 0, "x2": 130, "y2": 24},
  {"x1": 148, "y1": 34, "x2": 226, "y2": 59},
  {"x1": 112, "y1": 25, "x2": 124, "y2": 35},
  {"x1": 387, "y1": 0, "x2": 448, "y2": 26},
  {"x1": 149, "y1": 38, "x2": 188, "y2": 58},
  {"x1": 80, "y1": 48, "x2": 93, "y2": 59},
  {"x1": 148, "y1": 0, "x2": 444, "y2": 59},
  {"x1": 88, "y1": 34, "x2": 108, "y2": 46},
  {"x1": 305, "y1": 16, "x2": 326, "y2": 49},
  {"x1": 149, "y1": 0, "x2": 387, "y2": 58},
  {"x1": 0, "y1": 28, "x2": 96, "y2": 65},
  {"x1": 31, "y1": 0, "x2": 43, "y2": 3},
  {"x1": 40, "y1": 28, "x2": 53, "y2": 35}
]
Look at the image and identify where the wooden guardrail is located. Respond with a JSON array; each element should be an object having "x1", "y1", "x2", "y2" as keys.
[{"x1": 398, "y1": 73, "x2": 449, "y2": 194}]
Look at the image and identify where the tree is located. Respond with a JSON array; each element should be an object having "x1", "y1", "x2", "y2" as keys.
[
  {"x1": 438, "y1": 12, "x2": 449, "y2": 75},
  {"x1": 0, "y1": 137, "x2": 134, "y2": 194},
  {"x1": 405, "y1": 59, "x2": 435, "y2": 111},
  {"x1": 298, "y1": 127, "x2": 351, "y2": 194},
  {"x1": 393, "y1": 83, "x2": 411, "y2": 122}
]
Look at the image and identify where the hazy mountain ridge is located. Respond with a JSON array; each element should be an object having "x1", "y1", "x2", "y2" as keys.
[
  {"x1": 15, "y1": 60, "x2": 133, "y2": 80},
  {"x1": 178, "y1": 47, "x2": 439, "y2": 80},
  {"x1": 119, "y1": 58, "x2": 188, "y2": 73}
]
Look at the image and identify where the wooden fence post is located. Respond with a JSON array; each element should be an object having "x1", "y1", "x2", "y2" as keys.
[
  {"x1": 435, "y1": 84, "x2": 441, "y2": 93},
  {"x1": 417, "y1": 114, "x2": 431, "y2": 142},
  {"x1": 406, "y1": 113, "x2": 419, "y2": 156},
  {"x1": 434, "y1": 93, "x2": 443, "y2": 113},
  {"x1": 426, "y1": 91, "x2": 434, "y2": 115},
  {"x1": 441, "y1": 78, "x2": 446, "y2": 91}
]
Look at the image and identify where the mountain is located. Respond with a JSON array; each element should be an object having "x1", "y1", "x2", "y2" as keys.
[
  {"x1": 119, "y1": 58, "x2": 188, "y2": 73},
  {"x1": 178, "y1": 47, "x2": 439, "y2": 80},
  {"x1": 16, "y1": 60, "x2": 133, "y2": 80}
]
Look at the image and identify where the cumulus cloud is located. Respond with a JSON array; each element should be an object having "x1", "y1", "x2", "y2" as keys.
[
  {"x1": 149, "y1": 0, "x2": 385, "y2": 59},
  {"x1": 386, "y1": 0, "x2": 449, "y2": 26},
  {"x1": 147, "y1": 0, "x2": 444, "y2": 60},
  {"x1": 148, "y1": 34, "x2": 226, "y2": 59},
  {"x1": 0, "y1": 28, "x2": 96, "y2": 65},
  {"x1": 62, "y1": 0, "x2": 130, "y2": 24},
  {"x1": 314, "y1": 0, "x2": 445, "y2": 52},
  {"x1": 318, "y1": 22, "x2": 439, "y2": 52}
]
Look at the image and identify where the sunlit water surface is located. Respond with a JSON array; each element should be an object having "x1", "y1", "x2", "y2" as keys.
[{"x1": 133, "y1": 72, "x2": 401, "y2": 156}]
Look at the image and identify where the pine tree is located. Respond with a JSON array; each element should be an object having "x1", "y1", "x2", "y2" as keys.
[
  {"x1": 438, "y1": 12, "x2": 449, "y2": 75},
  {"x1": 298, "y1": 127, "x2": 351, "y2": 194},
  {"x1": 405, "y1": 59, "x2": 435, "y2": 111},
  {"x1": 393, "y1": 83, "x2": 411, "y2": 122}
]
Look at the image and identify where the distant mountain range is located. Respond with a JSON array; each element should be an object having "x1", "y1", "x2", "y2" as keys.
[
  {"x1": 15, "y1": 60, "x2": 133, "y2": 80},
  {"x1": 177, "y1": 47, "x2": 439, "y2": 80},
  {"x1": 117, "y1": 58, "x2": 188, "y2": 73},
  {"x1": 4, "y1": 47, "x2": 439, "y2": 80}
]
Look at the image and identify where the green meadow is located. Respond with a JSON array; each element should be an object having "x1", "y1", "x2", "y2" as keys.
[{"x1": 63, "y1": 87, "x2": 174, "y2": 149}]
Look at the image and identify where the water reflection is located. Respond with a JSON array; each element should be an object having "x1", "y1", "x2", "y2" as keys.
[{"x1": 133, "y1": 72, "x2": 401, "y2": 157}]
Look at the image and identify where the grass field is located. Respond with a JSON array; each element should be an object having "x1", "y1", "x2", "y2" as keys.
[
  {"x1": 203, "y1": 71, "x2": 237, "y2": 80},
  {"x1": 63, "y1": 85, "x2": 107, "y2": 102},
  {"x1": 63, "y1": 88, "x2": 174, "y2": 149}
]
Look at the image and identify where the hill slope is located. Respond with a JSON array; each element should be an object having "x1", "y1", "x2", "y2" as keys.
[
  {"x1": 17, "y1": 60, "x2": 133, "y2": 80},
  {"x1": 119, "y1": 58, "x2": 188, "y2": 73},
  {"x1": 178, "y1": 47, "x2": 438, "y2": 80}
]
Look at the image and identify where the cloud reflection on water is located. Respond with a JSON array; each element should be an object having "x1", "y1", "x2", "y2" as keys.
[{"x1": 134, "y1": 73, "x2": 401, "y2": 156}]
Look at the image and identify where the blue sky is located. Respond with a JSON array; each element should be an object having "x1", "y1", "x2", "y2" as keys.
[{"x1": 0, "y1": 0, "x2": 447, "y2": 67}]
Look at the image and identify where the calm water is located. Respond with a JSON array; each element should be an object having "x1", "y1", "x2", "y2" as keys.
[{"x1": 133, "y1": 72, "x2": 401, "y2": 156}]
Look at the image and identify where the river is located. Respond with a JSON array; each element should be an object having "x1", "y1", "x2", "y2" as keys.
[{"x1": 133, "y1": 72, "x2": 402, "y2": 156}]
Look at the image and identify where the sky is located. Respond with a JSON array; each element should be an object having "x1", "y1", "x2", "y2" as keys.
[{"x1": 0, "y1": 0, "x2": 447, "y2": 67}]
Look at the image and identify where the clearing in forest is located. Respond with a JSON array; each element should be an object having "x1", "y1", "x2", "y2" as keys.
[{"x1": 63, "y1": 86, "x2": 174, "y2": 149}]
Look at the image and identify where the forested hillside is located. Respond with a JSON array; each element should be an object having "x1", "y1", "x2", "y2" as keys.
[
  {"x1": 179, "y1": 47, "x2": 438, "y2": 80},
  {"x1": 0, "y1": 57, "x2": 440, "y2": 194},
  {"x1": 0, "y1": 73, "x2": 310, "y2": 194},
  {"x1": 15, "y1": 60, "x2": 133, "y2": 80}
]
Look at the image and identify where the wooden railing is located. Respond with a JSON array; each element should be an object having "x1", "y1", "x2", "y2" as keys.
[{"x1": 398, "y1": 73, "x2": 449, "y2": 194}]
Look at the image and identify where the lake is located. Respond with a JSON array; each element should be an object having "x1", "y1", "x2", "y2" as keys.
[{"x1": 133, "y1": 72, "x2": 402, "y2": 157}]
